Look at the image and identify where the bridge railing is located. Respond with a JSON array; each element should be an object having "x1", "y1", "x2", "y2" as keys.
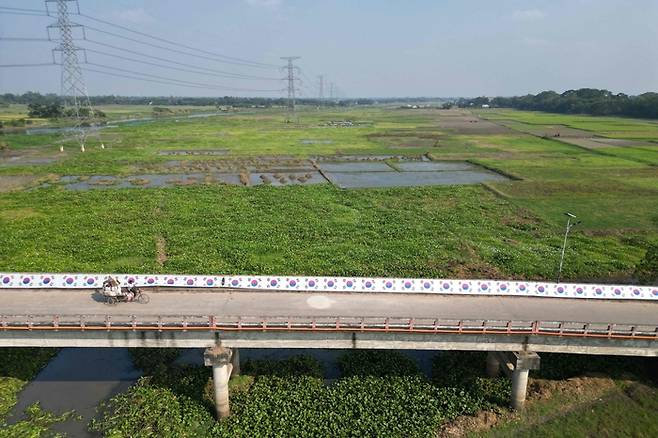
[{"x1": 1, "y1": 314, "x2": 657, "y2": 340}]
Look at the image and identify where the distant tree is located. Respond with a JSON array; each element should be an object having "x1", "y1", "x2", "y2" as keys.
[
  {"x1": 460, "y1": 88, "x2": 658, "y2": 119},
  {"x1": 27, "y1": 103, "x2": 63, "y2": 118}
]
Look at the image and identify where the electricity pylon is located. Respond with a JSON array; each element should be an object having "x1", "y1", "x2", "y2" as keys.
[
  {"x1": 280, "y1": 56, "x2": 300, "y2": 123},
  {"x1": 46, "y1": 0, "x2": 95, "y2": 152}
]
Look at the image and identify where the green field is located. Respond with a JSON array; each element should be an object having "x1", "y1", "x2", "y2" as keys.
[{"x1": 1, "y1": 105, "x2": 657, "y2": 281}]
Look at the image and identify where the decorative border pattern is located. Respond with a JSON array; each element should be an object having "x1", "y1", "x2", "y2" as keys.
[{"x1": 1, "y1": 273, "x2": 657, "y2": 300}]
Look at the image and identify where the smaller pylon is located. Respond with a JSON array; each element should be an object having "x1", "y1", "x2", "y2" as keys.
[{"x1": 280, "y1": 56, "x2": 300, "y2": 122}]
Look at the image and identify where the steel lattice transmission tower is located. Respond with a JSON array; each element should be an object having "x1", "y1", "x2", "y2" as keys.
[
  {"x1": 46, "y1": 0, "x2": 95, "y2": 152},
  {"x1": 280, "y1": 56, "x2": 300, "y2": 123},
  {"x1": 318, "y1": 75, "x2": 324, "y2": 101}
]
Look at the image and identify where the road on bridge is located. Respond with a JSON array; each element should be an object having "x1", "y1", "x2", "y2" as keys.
[{"x1": 1, "y1": 288, "x2": 657, "y2": 325}]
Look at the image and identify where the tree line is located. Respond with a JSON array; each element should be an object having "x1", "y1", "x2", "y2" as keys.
[
  {"x1": 1, "y1": 92, "x2": 380, "y2": 108},
  {"x1": 0, "y1": 92, "x2": 453, "y2": 109},
  {"x1": 26, "y1": 103, "x2": 106, "y2": 119},
  {"x1": 457, "y1": 88, "x2": 658, "y2": 119}
]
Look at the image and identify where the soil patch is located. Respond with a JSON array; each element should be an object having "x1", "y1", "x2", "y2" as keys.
[
  {"x1": 0, "y1": 207, "x2": 42, "y2": 221},
  {"x1": 437, "y1": 117, "x2": 513, "y2": 135},
  {"x1": 250, "y1": 171, "x2": 326, "y2": 186},
  {"x1": 155, "y1": 235, "x2": 167, "y2": 267},
  {"x1": 0, "y1": 175, "x2": 39, "y2": 192},
  {"x1": 496, "y1": 121, "x2": 592, "y2": 138}
]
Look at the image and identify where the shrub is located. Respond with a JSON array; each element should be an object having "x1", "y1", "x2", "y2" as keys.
[
  {"x1": 242, "y1": 355, "x2": 324, "y2": 378},
  {"x1": 93, "y1": 354, "x2": 492, "y2": 437},
  {"x1": 90, "y1": 378, "x2": 215, "y2": 438},
  {"x1": 338, "y1": 350, "x2": 420, "y2": 377},
  {"x1": 432, "y1": 352, "x2": 511, "y2": 409},
  {"x1": 129, "y1": 348, "x2": 180, "y2": 375},
  {"x1": 635, "y1": 242, "x2": 658, "y2": 285}
]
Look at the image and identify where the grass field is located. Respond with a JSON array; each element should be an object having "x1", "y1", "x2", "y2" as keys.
[{"x1": 0, "y1": 105, "x2": 656, "y2": 282}]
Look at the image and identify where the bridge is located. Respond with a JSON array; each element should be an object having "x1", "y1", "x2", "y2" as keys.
[{"x1": 1, "y1": 273, "x2": 657, "y2": 418}]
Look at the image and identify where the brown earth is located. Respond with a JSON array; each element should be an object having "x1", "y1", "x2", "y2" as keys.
[
  {"x1": 437, "y1": 375, "x2": 619, "y2": 437},
  {"x1": 436, "y1": 118, "x2": 513, "y2": 135},
  {"x1": 155, "y1": 235, "x2": 167, "y2": 267},
  {"x1": 0, "y1": 175, "x2": 40, "y2": 192}
]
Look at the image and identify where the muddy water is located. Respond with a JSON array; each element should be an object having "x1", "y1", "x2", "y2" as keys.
[
  {"x1": 329, "y1": 170, "x2": 508, "y2": 189},
  {"x1": 52, "y1": 173, "x2": 242, "y2": 190},
  {"x1": 36, "y1": 159, "x2": 508, "y2": 191},
  {"x1": 158, "y1": 149, "x2": 229, "y2": 156},
  {"x1": 0, "y1": 156, "x2": 57, "y2": 167},
  {"x1": 9, "y1": 348, "x2": 141, "y2": 437},
  {"x1": 319, "y1": 161, "x2": 395, "y2": 172},
  {"x1": 392, "y1": 161, "x2": 475, "y2": 172},
  {"x1": 250, "y1": 171, "x2": 327, "y2": 186}
]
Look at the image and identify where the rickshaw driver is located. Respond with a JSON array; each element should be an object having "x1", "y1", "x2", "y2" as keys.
[{"x1": 126, "y1": 279, "x2": 138, "y2": 301}]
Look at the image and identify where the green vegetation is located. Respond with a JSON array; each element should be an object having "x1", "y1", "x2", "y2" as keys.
[
  {"x1": 93, "y1": 349, "x2": 658, "y2": 437},
  {"x1": 0, "y1": 106, "x2": 656, "y2": 281},
  {"x1": 461, "y1": 88, "x2": 658, "y2": 119},
  {"x1": 476, "y1": 354, "x2": 658, "y2": 437},
  {"x1": 91, "y1": 350, "x2": 504, "y2": 437},
  {"x1": 635, "y1": 243, "x2": 658, "y2": 285},
  {"x1": 0, "y1": 185, "x2": 649, "y2": 280}
]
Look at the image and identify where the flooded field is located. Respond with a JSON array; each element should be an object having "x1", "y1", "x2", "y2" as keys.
[
  {"x1": 25, "y1": 155, "x2": 508, "y2": 190},
  {"x1": 158, "y1": 149, "x2": 229, "y2": 156},
  {"x1": 326, "y1": 168, "x2": 507, "y2": 189}
]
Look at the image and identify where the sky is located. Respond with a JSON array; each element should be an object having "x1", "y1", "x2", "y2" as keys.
[{"x1": 1, "y1": 0, "x2": 657, "y2": 98}]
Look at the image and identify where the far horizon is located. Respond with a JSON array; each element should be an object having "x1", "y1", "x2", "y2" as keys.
[{"x1": 1, "y1": 0, "x2": 657, "y2": 98}]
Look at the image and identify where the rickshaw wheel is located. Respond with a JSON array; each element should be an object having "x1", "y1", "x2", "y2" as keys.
[
  {"x1": 137, "y1": 293, "x2": 150, "y2": 304},
  {"x1": 106, "y1": 296, "x2": 118, "y2": 305}
]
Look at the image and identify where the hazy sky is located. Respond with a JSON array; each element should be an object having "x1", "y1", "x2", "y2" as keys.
[{"x1": 1, "y1": 0, "x2": 657, "y2": 97}]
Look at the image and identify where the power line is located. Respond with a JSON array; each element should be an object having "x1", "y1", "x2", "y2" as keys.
[
  {"x1": 84, "y1": 48, "x2": 277, "y2": 82},
  {"x1": 0, "y1": 62, "x2": 58, "y2": 68},
  {"x1": 0, "y1": 37, "x2": 53, "y2": 42},
  {"x1": 0, "y1": 10, "x2": 49, "y2": 17},
  {"x1": 83, "y1": 39, "x2": 280, "y2": 80},
  {"x1": 81, "y1": 23, "x2": 277, "y2": 73},
  {"x1": 77, "y1": 12, "x2": 278, "y2": 69},
  {"x1": 81, "y1": 67, "x2": 282, "y2": 93},
  {"x1": 0, "y1": 6, "x2": 47, "y2": 13},
  {"x1": 85, "y1": 62, "x2": 283, "y2": 92}
]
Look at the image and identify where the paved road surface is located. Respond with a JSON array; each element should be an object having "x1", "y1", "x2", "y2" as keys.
[{"x1": 1, "y1": 288, "x2": 657, "y2": 325}]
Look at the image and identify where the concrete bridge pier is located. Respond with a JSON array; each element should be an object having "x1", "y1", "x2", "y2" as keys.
[
  {"x1": 204, "y1": 346, "x2": 234, "y2": 419},
  {"x1": 511, "y1": 367, "x2": 530, "y2": 410},
  {"x1": 488, "y1": 351, "x2": 541, "y2": 410}
]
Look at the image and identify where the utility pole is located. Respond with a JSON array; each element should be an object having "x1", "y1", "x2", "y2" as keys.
[
  {"x1": 46, "y1": 0, "x2": 95, "y2": 152},
  {"x1": 280, "y1": 56, "x2": 300, "y2": 123},
  {"x1": 556, "y1": 212, "x2": 580, "y2": 283}
]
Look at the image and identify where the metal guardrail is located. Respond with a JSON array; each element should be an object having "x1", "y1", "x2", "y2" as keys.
[{"x1": 1, "y1": 314, "x2": 657, "y2": 341}]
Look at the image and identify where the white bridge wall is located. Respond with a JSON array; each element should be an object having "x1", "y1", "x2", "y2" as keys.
[{"x1": 1, "y1": 272, "x2": 657, "y2": 300}]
